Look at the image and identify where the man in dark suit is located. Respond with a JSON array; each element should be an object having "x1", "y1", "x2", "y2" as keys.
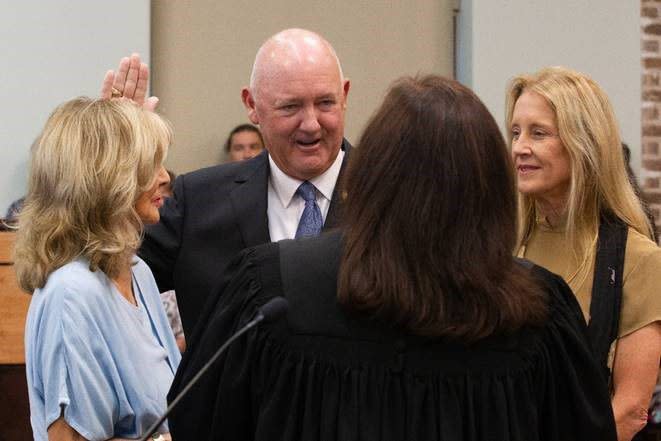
[{"x1": 102, "y1": 28, "x2": 351, "y2": 336}]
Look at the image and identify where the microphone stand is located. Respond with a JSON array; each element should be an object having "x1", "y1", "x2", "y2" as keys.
[{"x1": 138, "y1": 297, "x2": 288, "y2": 441}]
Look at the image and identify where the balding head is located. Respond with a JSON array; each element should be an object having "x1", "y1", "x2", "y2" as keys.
[
  {"x1": 241, "y1": 28, "x2": 350, "y2": 181},
  {"x1": 249, "y1": 28, "x2": 344, "y2": 101}
]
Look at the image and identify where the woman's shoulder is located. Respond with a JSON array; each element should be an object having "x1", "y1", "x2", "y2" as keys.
[
  {"x1": 622, "y1": 226, "x2": 661, "y2": 288},
  {"x1": 27, "y1": 260, "x2": 114, "y2": 340},
  {"x1": 32, "y1": 258, "x2": 115, "y2": 318},
  {"x1": 625, "y1": 227, "x2": 661, "y2": 267},
  {"x1": 618, "y1": 227, "x2": 661, "y2": 336},
  {"x1": 39, "y1": 259, "x2": 105, "y2": 297}
]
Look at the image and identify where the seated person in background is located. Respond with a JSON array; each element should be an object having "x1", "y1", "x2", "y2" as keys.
[
  {"x1": 15, "y1": 98, "x2": 181, "y2": 441},
  {"x1": 4, "y1": 196, "x2": 24, "y2": 224},
  {"x1": 224, "y1": 123, "x2": 264, "y2": 162},
  {"x1": 507, "y1": 66, "x2": 661, "y2": 441},
  {"x1": 167, "y1": 75, "x2": 616, "y2": 441}
]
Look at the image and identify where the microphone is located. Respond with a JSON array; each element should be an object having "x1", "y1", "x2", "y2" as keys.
[
  {"x1": 138, "y1": 296, "x2": 289, "y2": 441},
  {"x1": 255, "y1": 296, "x2": 288, "y2": 323}
]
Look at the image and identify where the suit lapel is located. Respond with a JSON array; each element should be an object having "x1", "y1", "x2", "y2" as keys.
[
  {"x1": 324, "y1": 138, "x2": 352, "y2": 230},
  {"x1": 229, "y1": 151, "x2": 271, "y2": 247},
  {"x1": 230, "y1": 139, "x2": 350, "y2": 241}
]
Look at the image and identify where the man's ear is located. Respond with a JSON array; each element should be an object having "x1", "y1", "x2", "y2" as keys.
[
  {"x1": 341, "y1": 79, "x2": 351, "y2": 109},
  {"x1": 241, "y1": 88, "x2": 259, "y2": 124}
]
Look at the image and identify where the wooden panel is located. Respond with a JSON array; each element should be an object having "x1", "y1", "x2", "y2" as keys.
[
  {"x1": 0, "y1": 231, "x2": 17, "y2": 264},
  {"x1": 0, "y1": 365, "x2": 32, "y2": 440},
  {"x1": 0, "y1": 233, "x2": 31, "y2": 438},
  {"x1": 0, "y1": 265, "x2": 30, "y2": 364}
]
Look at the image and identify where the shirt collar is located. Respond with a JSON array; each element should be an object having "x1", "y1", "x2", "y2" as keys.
[{"x1": 268, "y1": 149, "x2": 345, "y2": 208}]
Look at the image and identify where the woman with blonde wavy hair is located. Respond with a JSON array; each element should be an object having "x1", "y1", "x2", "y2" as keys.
[
  {"x1": 16, "y1": 98, "x2": 180, "y2": 441},
  {"x1": 507, "y1": 66, "x2": 661, "y2": 441}
]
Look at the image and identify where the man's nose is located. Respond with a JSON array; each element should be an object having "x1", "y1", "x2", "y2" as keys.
[{"x1": 300, "y1": 106, "x2": 321, "y2": 132}]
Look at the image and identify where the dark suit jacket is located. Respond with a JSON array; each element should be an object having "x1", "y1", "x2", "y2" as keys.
[{"x1": 139, "y1": 139, "x2": 351, "y2": 336}]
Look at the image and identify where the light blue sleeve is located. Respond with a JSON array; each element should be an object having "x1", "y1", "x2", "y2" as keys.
[{"x1": 34, "y1": 286, "x2": 125, "y2": 441}]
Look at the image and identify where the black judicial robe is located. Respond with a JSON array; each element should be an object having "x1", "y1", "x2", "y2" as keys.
[{"x1": 167, "y1": 231, "x2": 616, "y2": 441}]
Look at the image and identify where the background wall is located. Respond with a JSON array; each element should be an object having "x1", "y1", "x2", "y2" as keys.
[
  {"x1": 2, "y1": 2, "x2": 643, "y2": 212},
  {"x1": 456, "y1": 0, "x2": 641, "y2": 173},
  {"x1": 151, "y1": 0, "x2": 455, "y2": 173},
  {"x1": 0, "y1": 0, "x2": 150, "y2": 214}
]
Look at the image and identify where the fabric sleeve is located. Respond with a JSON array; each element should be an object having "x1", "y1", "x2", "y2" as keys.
[
  {"x1": 619, "y1": 230, "x2": 661, "y2": 337},
  {"x1": 533, "y1": 268, "x2": 618, "y2": 441},
  {"x1": 35, "y1": 289, "x2": 120, "y2": 441},
  {"x1": 139, "y1": 173, "x2": 186, "y2": 293},
  {"x1": 168, "y1": 244, "x2": 280, "y2": 441}
]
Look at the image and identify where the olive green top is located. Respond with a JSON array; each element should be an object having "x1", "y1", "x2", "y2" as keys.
[{"x1": 519, "y1": 224, "x2": 661, "y2": 339}]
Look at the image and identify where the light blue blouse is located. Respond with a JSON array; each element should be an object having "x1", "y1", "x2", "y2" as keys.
[{"x1": 25, "y1": 257, "x2": 181, "y2": 441}]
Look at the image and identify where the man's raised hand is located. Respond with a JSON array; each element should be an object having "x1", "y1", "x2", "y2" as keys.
[{"x1": 100, "y1": 53, "x2": 159, "y2": 111}]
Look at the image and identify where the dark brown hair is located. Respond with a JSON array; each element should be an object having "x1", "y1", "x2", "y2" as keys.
[
  {"x1": 338, "y1": 75, "x2": 547, "y2": 341},
  {"x1": 224, "y1": 124, "x2": 264, "y2": 152}
]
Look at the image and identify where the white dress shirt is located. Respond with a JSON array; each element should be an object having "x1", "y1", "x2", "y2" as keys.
[{"x1": 267, "y1": 150, "x2": 345, "y2": 242}]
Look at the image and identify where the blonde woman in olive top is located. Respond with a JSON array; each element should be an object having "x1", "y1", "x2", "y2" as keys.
[{"x1": 507, "y1": 66, "x2": 661, "y2": 441}]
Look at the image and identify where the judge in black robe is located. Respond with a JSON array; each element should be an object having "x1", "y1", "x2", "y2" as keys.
[{"x1": 168, "y1": 232, "x2": 615, "y2": 440}]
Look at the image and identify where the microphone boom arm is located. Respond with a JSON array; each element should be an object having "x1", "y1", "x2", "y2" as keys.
[{"x1": 138, "y1": 313, "x2": 264, "y2": 441}]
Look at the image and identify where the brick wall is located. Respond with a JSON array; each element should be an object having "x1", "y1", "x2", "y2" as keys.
[{"x1": 642, "y1": 0, "x2": 661, "y2": 237}]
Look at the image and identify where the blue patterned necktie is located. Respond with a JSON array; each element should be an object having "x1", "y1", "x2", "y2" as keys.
[{"x1": 295, "y1": 181, "x2": 323, "y2": 238}]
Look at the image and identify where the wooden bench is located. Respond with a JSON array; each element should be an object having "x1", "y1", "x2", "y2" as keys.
[{"x1": 0, "y1": 230, "x2": 33, "y2": 440}]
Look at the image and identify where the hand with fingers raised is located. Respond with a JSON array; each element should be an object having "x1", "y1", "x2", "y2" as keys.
[{"x1": 100, "y1": 53, "x2": 159, "y2": 111}]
